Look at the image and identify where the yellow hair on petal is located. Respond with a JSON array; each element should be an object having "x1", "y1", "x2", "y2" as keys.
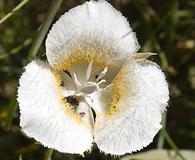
[
  {"x1": 52, "y1": 46, "x2": 124, "y2": 120},
  {"x1": 54, "y1": 47, "x2": 118, "y2": 71},
  {"x1": 106, "y1": 65, "x2": 131, "y2": 116},
  {"x1": 52, "y1": 69, "x2": 84, "y2": 124}
]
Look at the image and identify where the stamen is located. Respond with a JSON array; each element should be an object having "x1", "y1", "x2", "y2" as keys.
[
  {"x1": 101, "y1": 83, "x2": 114, "y2": 91},
  {"x1": 87, "y1": 82, "x2": 100, "y2": 90},
  {"x1": 96, "y1": 67, "x2": 108, "y2": 82},
  {"x1": 97, "y1": 79, "x2": 106, "y2": 85},
  {"x1": 86, "y1": 61, "x2": 93, "y2": 81},
  {"x1": 73, "y1": 72, "x2": 82, "y2": 88}
]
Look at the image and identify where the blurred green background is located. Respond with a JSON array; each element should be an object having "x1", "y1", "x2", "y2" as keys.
[{"x1": 0, "y1": 0, "x2": 195, "y2": 159}]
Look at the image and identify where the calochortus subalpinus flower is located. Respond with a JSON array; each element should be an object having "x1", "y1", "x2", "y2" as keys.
[{"x1": 17, "y1": 0, "x2": 169, "y2": 156}]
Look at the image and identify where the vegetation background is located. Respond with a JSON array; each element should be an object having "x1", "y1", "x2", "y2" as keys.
[{"x1": 0, "y1": 0, "x2": 194, "y2": 159}]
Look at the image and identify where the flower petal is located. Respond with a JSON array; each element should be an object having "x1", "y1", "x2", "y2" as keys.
[
  {"x1": 94, "y1": 60, "x2": 169, "y2": 155},
  {"x1": 17, "y1": 60, "x2": 93, "y2": 154},
  {"x1": 46, "y1": 0, "x2": 139, "y2": 67}
]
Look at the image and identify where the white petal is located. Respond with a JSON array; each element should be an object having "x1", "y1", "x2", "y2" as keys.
[
  {"x1": 85, "y1": 89, "x2": 112, "y2": 114},
  {"x1": 94, "y1": 60, "x2": 169, "y2": 155},
  {"x1": 46, "y1": 0, "x2": 139, "y2": 67},
  {"x1": 17, "y1": 60, "x2": 93, "y2": 154}
]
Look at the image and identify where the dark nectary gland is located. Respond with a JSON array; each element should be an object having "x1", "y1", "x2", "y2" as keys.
[{"x1": 65, "y1": 96, "x2": 79, "y2": 108}]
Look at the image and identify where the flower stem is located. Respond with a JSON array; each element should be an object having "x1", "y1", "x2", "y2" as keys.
[
  {"x1": 157, "y1": 111, "x2": 167, "y2": 149},
  {"x1": 44, "y1": 149, "x2": 53, "y2": 160},
  {"x1": 0, "y1": 0, "x2": 29, "y2": 25},
  {"x1": 163, "y1": 130, "x2": 187, "y2": 160},
  {"x1": 4, "y1": 83, "x2": 18, "y2": 130}
]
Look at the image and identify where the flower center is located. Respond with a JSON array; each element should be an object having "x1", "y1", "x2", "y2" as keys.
[
  {"x1": 58, "y1": 61, "x2": 113, "y2": 125},
  {"x1": 71, "y1": 61, "x2": 110, "y2": 95}
]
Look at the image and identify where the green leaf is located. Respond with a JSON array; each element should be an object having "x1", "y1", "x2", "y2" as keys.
[
  {"x1": 0, "y1": 0, "x2": 29, "y2": 25},
  {"x1": 27, "y1": 0, "x2": 63, "y2": 61},
  {"x1": 3, "y1": 83, "x2": 18, "y2": 130},
  {"x1": 121, "y1": 149, "x2": 195, "y2": 160},
  {"x1": 44, "y1": 148, "x2": 53, "y2": 160},
  {"x1": 3, "y1": 0, "x2": 62, "y2": 136},
  {"x1": 163, "y1": 130, "x2": 187, "y2": 160},
  {"x1": 157, "y1": 112, "x2": 167, "y2": 149}
]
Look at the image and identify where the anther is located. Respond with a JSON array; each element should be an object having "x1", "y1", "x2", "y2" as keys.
[
  {"x1": 97, "y1": 79, "x2": 106, "y2": 85},
  {"x1": 86, "y1": 61, "x2": 93, "y2": 81},
  {"x1": 96, "y1": 67, "x2": 108, "y2": 82},
  {"x1": 73, "y1": 72, "x2": 82, "y2": 88}
]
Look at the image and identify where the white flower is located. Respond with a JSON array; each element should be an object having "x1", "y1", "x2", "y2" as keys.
[{"x1": 17, "y1": 0, "x2": 169, "y2": 156}]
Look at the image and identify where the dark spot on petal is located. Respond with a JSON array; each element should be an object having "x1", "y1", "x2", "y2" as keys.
[
  {"x1": 91, "y1": 108, "x2": 96, "y2": 122},
  {"x1": 63, "y1": 70, "x2": 72, "y2": 78},
  {"x1": 66, "y1": 96, "x2": 79, "y2": 108},
  {"x1": 60, "y1": 81, "x2": 64, "y2": 86},
  {"x1": 95, "y1": 74, "x2": 101, "y2": 82},
  {"x1": 78, "y1": 112, "x2": 85, "y2": 117},
  {"x1": 95, "y1": 74, "x2": 99, "y2": 79}
]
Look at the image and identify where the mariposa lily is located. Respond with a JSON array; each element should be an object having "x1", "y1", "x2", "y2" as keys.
[{"x1": 17, "y1": 0, "x2": 169, "y2": 156}]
